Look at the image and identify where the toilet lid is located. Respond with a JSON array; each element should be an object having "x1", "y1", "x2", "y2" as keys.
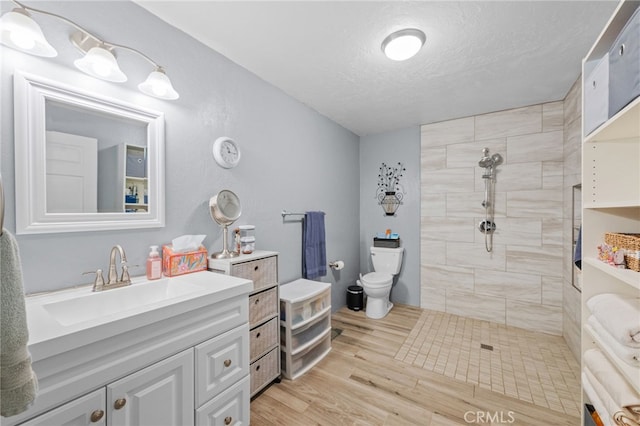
[{"x1": 362, "y1": 272, "x2": 392, "y2": 286}]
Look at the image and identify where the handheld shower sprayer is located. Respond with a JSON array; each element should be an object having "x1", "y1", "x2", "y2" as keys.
[{"x1": 478, "y1": 148, "x2": 502, "y2": 252}]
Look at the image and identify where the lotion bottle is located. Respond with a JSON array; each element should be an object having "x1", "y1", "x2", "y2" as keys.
[{"x1": 146, "y1": 245, "x2": 162, "y2": 280}]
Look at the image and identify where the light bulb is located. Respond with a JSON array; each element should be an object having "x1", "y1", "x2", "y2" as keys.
[
  {"x1": 0, "y1": 8, "x2": 57, "y2": 57},
  {"x1": 138, "y1": 68, "x2": 179, "y2": 100}
]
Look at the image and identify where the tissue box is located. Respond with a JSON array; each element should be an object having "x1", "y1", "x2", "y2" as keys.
[{"x1": 162, "y1": 244, "x2": 208, "y2": 277}]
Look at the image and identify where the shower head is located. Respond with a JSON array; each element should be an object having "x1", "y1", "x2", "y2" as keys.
[
  {"x1": 491, "y1": 153, "x2": 503, "y2": 166},
  {"x1": 478, "y1": 147, "x2": 493, "y2": 168}
]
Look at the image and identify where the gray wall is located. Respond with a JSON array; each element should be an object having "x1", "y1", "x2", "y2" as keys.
[
  {"x1": 359, "y1": 127, "x2": 421, "y2": 306},
  {"x1": 1, "y1": 1, "x2": 360, "y2": 311}
]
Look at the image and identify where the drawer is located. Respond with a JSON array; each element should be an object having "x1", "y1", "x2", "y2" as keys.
[
  {"x1": 195, "y1": 324, "x2": 249, "y2": 407},
  {"x1": 281, "y1": 332, "x2": 331, "y2": 380},
  {"x1": 609, "y1": 7, "x2": 640, "y2": 117},
  {"x1": 195, "y1": 375, "x2": 250, "y2": 426},
  {"x1": 249, "y1": 286, "x2": 278, "y2": 327},
  {"x1": 250, "y1": 348, "x2": 279, "y2": 396},
  {"x1": 281, "y1": 311, "x2": 330, "y2": 355},
  {"x1": 250, "y1": 317, "x2": 278, "y2": 362},
  {"x1": 231, "y1": 256, "x2": 277, "y2": 292},
  {"x1": 280, "y1": 288, "x2": 330, "y2": 330},
  {"x1": 583, "y1": 53, "x2": 609, "y2": 136}
]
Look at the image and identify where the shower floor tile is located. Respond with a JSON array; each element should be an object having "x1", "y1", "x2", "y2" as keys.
[{"x1": 395, "y1": 309, "x2": 581, "y2": 417}]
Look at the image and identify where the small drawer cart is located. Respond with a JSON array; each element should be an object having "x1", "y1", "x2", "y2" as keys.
[
  {"x1": 208, "y1": 250, "x2": 281, "y2": 397},
  {"x1": 279, "y1": 279, "x2": 332, "y2": 380}
]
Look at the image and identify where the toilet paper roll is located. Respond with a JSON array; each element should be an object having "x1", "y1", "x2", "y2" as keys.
[{"x1": 330, "y1": 260, "x2": 345, "y2": 270}]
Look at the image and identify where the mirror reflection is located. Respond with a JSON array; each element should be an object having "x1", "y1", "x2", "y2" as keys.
[{"x1": 45, "y1": 100, "x2": 149, "y2": 213}]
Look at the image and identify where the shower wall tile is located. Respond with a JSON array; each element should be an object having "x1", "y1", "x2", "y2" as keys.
[
  {"x1": 483, "y1": 162, "x2": 542, "y2": 192},
  {"x1": 422, "y1": 147, "x2": 447, "y2": 170},
  {"x1": 564, "y1": 78, "x2": 581, "y2": 126},
  {"x1": 446, "y1": 290, "x2": 506, "y2": 324},
  {"x1": 507, "y1": 131, "x2": 564, "y2": 164},
  {"x1": 422, "y1": 264, "x2": 474, "y2": 291},
  {"x1": 506, "y1": 300, "x2": 562, "y2": 335},
  {"x1": 542, "y1": 275, "x2": 563, "y2": 307},
  {"x1": 421, "y1": 240, "x2": 446, "y2": 265},
  {"x1": 422, "y1": 168, "x2": 474, "y2": 193},
  {"x1": 446, "y1": 138, "x2": 506, "y2": 168},
  {"x1": 543, "y1": 101, "x2": 564, "y2": 132},
  {"x1": 421, "y1": 193, "x2": 446, "y2": 216},
  {"x1": 543, "y1": 162, "x2": 564, "y2": 190},
  {"x1": 506, "y1": 190, "x2": 562, "y2": 218},
  {"x1": 476, "y1": 217, "x2": 542, "y2": 246},
  {"x1": 422, "y1": 217, "x2": 475, "y2": 243},
  {"x1": 421, "y1": 116, "x2": 475, "y2": 147},
  {"x1": 506, "y1": 244, "x2": 563, "y2": 277},
  {"x1": 422, "y1": 286, "x2": 446, "y2": 312},
  {"x1": 474, "y1": 270, "x2": 542, "y2": 303},
  {"x1": 475, "y1": 105, "x2": 541, "y2": 140},
  {"x1": 447, "y1": 192, "x2": 507, "y2": 218},
  {"x1": 446, "y1": 242, "x2": 506, "y2": 271},
  {"x1": 543, "y1": 218, "x2": 564, "y2": 246}
]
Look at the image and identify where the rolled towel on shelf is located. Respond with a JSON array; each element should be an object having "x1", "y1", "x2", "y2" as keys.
[
  {"x1": 584, "y1": 348, "x2": 640, "y2": 410},
  {"x1": 587, "y1": 316, "x2": 640, "y2": 366},
  {"x1": 587, "y1": 293, "x2": 640, "y2": 347},
  {"x1": 583, "y1": 371, "x2": 614, "y2": 426}
]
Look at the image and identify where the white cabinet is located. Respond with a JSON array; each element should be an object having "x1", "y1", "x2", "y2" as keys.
[
  {"x1": 19, "y1": 389, "x2": 106, "y2": 426},
  {"x1": 581, "y1": 1, "x2": 640, "y2": 424},
  {"x1": 208, "y1": 251, "x2": 281, "y2": 397},
  {"x1": 107, "y1": 349, "x2": 193, "y2": 426},
  {"x1": 279, "y1": 279, "x2": 331, "y2": 380}
]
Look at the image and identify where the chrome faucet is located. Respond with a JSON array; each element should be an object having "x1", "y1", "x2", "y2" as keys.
[{"x1": 108, "y1": 244, "x2": 131, "y2": 285}]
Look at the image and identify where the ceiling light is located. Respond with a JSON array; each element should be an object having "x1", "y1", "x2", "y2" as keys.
[
  {"x1": 74, "y1": 45, "x2": 127, "y2": 82},
  {"x1": 382, "y1": 28, "x2": 426, "y2": 61},
  {"x1": 138, "y1": 67, "x2": 179, "y2": 100},
  {"x1": 0, "y1": 8, "x2": 57, "y2": 57}
]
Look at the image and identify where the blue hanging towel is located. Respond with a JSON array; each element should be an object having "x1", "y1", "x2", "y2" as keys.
[
  {"x1": 302, "y1": 211, "x2": 326, "y2": 279},
  {"x1": 574, "y1": 225, "x2": 582, "y2": 270}
]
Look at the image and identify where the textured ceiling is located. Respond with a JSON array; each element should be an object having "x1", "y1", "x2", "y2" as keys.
[{"x1": 136, "y1": 1, "x2": 618, "y2": 136}]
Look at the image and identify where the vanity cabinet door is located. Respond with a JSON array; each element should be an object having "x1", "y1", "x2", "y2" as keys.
[
  {"x1": 19, "y1": 388, "x2": 106, "y2": 426},
  {"x1": 106, "y1": 349, "x2": 194, "y2": 426}
]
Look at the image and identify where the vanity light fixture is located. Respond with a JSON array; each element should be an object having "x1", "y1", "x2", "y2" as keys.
[
  {"x1": 381, "y1": 28, "x2": 426, "y2": 61},
  {"x1": 0, "y1": 0, "x2": 179, "y2": 100}
]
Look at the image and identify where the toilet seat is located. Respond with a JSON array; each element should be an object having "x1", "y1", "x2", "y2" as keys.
[{"x1": 361, "y1": 272, "x2": 392, "y2": 287}]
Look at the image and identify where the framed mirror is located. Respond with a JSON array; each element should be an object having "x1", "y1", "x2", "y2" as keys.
[{"x1": 13, "y1": 70, "x2": 165, "y2": 234}]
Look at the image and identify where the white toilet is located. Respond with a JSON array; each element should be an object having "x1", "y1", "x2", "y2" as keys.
[{"x1": 357, "y1": 246, "x2": 404, "y2": 319}]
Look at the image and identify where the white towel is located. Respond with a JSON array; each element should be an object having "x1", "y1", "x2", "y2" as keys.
[
  {"x1": 587, "y1": 293, "x2": 640, "y2": 347},
  {"x1": 583, "y1": 371, "x2": 614, "y2": 426},
  {"x1": 584, "y1": 348, "x2": 640, "y2": 410},
  {"x1": 588, "y1": 315, "x2": 640, "y2": 366},
  {"x1": 1, "y1": 230, "x2": 38, "y2": 417}
]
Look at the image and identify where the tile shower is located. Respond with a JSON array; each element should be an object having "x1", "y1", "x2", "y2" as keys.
[{"x1": 420, "y1": 100, "x2": 570, "y2": 337}]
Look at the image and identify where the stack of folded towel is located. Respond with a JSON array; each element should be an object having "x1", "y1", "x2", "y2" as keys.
[{"x1": 584, "y1": 293, "x2": 640, "y2": 426}]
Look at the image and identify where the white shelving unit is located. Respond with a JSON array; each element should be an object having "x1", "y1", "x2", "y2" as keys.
[
  {"x1": 581, "y1": 1, "x2": 640, "y2": 424},
  {"x1": 279, "y1": 279, "x2": 331, "y2": 380}
]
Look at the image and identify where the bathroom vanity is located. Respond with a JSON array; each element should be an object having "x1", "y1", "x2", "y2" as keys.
[{"x1": 4, "y1": 271, "x2": 252, "y2": 426}]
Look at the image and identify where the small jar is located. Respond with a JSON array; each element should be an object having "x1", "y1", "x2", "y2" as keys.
[{"x1": 240, "y1": 236, "x2": 255, "y2": 254}]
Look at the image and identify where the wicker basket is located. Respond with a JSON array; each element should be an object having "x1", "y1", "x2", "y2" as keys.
[{"x1": 604, "y1": 232, "x2": 640, "y2": 272}]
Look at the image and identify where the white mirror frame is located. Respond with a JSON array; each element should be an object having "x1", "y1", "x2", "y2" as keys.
[{"x1": 13, "y1": 70, "x2": 165, "y2": 234}]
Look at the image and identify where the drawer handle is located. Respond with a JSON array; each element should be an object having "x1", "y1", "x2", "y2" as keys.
[
  {"x1": 256, "y1": 365, "x2": 260, "y2": 371},
  {"x1": 114, "y1": 398, "x2": 127, "y2": 410},
  {"x1": 90, "y1": 410, "x2": 104, "y2": 422},
  {"x1": 619, "y1": 43, "x2": 625, "y2": 56},
  {"x1": 224, "y1": 359, "x2": 232, "y2": 367},
  {"x1": 254, "y1": 265, "x2": 259, "y2": 271},
  {"x1": 254, "y1": 298, "x2": 260, "y2": 305},
  {"x1": 256, "y1": 332, "x2": 261, "y2": 338},
  {"x1": 225, "y1": 416, "x2": 233, "y2": 425}
]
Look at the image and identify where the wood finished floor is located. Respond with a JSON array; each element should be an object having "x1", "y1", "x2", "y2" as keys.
[{"x1": 250, "y1": 304, "x2": 580, "y2": 425}]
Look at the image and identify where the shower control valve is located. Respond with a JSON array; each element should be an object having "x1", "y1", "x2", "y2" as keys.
[{"x1": 478, "y1": 220, "x2": 497, "y2": 234}]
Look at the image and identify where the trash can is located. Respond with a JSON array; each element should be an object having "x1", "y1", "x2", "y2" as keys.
[{"x1": 347, "y1": 285, "x2": 364, "y2": 311}]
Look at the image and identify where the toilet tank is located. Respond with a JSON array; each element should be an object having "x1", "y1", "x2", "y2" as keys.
[{"x1": 370, "y1": 246, "x2": 404, "y2": 275}]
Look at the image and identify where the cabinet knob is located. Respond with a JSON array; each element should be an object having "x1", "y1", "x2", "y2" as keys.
[
  {"x1": 224, "y1": 359, "x2": 232, "y2": 367},
  {"x1": 114, "y1": 398, "x2": 127, "y2": 410},
  {"x1": 90, "y1": 410, "x2": 105, "y2": 422},
  {"x1": 224, "y1": 416, "x2": 233, "y2": 425}
]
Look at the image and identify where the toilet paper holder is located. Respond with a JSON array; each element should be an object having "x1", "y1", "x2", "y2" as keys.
[{"x1": 329, "y1": 260, "x2": 344, "y2": 270}]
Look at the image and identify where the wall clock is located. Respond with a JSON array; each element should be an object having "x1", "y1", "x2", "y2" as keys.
[{"x1": 212, "y1": 136, "x2": 241, "y2": 169}]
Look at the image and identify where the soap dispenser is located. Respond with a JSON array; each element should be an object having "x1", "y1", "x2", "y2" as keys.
[{"x1": 146, "y1": 245, "x2": 162, "y2": 280}]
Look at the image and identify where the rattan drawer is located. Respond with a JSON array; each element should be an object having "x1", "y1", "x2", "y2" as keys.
[
  {"x1": 249, "y1": 286, "x2": 278, "y2": 327},
  {"x1": 250, "y1": 348, "x2": 279, "y2": 396},
  {"x1": 231, "y1": 256, "x2": 277, "y2": 292},
  {"x1": 250, "y1": 317, "x2": 278, "y2": 362}
]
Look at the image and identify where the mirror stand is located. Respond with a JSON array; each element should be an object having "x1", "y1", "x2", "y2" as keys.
[{"x1": 212, "y1": 224, "x2": 239, "y2": 259}]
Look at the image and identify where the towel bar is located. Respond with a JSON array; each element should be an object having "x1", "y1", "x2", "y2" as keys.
[{"x1": 281, "y1": 210, "x2": 326, "y2": 218}]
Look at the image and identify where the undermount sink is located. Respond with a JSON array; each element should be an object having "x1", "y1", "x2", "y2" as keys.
[{"x1": 42, "y1": 278, "x2": 202, "y2": 326}]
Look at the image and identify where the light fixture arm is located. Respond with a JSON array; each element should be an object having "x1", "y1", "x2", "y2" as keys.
[{"x1": 11, "y1": 0, "x2": 163, "y2": 69}]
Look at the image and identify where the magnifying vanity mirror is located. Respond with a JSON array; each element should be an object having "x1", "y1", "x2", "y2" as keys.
[
  {"x1": 13, "y1": 70, "x2": 165, "y2": 234},
  {"x1": 209, "y1": 190, "x2": 242, "y2": 258}
]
